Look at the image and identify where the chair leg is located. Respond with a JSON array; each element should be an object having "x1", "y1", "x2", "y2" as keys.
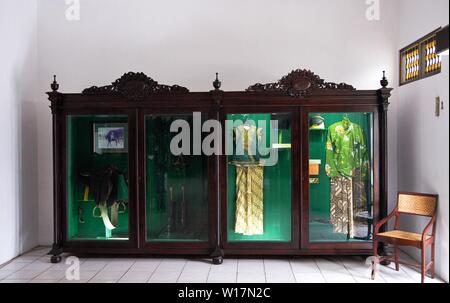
[
  {"x1": 431, "y1": 241, "x2": 436, "y2": 279},
  {"x1": 394, "y1": 245, "x2": 400, "y2": 271},
  {"x1": 421, "y1": 247, "x2": 426, "y2": 283}
]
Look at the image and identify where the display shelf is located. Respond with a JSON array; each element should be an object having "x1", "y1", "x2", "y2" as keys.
[{"x1": 271, "y1": 143, "x2": 292, "y2": 149}]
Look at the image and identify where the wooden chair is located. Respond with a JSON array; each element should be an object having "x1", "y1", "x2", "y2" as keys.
[{"x1": 373, "y1": 192, "x2": 438, "y2": 283}]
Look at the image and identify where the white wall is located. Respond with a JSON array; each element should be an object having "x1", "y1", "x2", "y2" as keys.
[
  {"x1": 396, "y1": 0, "x2": 449, "y2": 282},
  {"x1": 37, "y1": 0, "x2": 400, "y2": 92},
  {"x1": 36, "y1": 0, "x2": 400, "y2": 245},
  {"x1": 0, "y1": 0, "x2": 39, "y2": 265}
]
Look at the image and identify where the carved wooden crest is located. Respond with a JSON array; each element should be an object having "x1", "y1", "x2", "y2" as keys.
[
  {"x1": 83, "y1": 72, "x2": 189, "y2": 100},
  {"x1": 246, "y1": 69, "x2": 355, "y2": 98}
]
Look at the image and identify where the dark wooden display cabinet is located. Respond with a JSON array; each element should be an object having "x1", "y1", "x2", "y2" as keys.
[{"x1": 47, "y1": 69, "x2": 392, "y2": 264}]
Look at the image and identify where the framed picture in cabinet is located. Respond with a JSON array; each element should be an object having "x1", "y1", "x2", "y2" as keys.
[{"x1": 93, "y1": 122, "x2": 128, "y2": 154}]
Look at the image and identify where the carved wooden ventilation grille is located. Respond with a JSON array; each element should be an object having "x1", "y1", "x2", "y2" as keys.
[
  {"x1": 400, "y1": 29, "x2": 442, "y2": 86},
  {"x1": 424, "y1": 39, "x2": 442, "y2": 74},
  {"x1": 404, "y1": 47, "x2": 420, "y2": 81}
]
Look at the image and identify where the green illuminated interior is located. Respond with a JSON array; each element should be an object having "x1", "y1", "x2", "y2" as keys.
[
  {"x1": 145, "y1": 114, "x2": 209, "y2": 242},
  {"x1": 226, "y1": 113, "x2": 292, "y2": 242},
  {"x1": 66, "y1": 112, "x2": 372, "y2": 244},
  {"x1": 309, "y1": 112, "x2": 373, "y2": 243},
  {"x1": 67, "y1": 115, "x2": 129, "y2": 240}
]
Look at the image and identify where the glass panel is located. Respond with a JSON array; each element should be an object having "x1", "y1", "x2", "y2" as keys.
[
  {"x1": 146, "y1": 114, "x2": 209, "y2": 242},
  {"x1": 67, "y1": 115, "x2": 129, "y2": 240},
  {"x1": 308, "y1": 112, "x2": 374, "y2": 243},
  {"x1": 226, "y1": 113, "x2": 292, "y2": 242}
]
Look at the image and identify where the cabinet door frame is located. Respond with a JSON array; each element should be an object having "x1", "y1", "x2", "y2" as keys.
[
  {"x1": 61, "y1": 108, "x2": 138, "y2": 250},
  {"x1": 137, "y1": 107, "x2": 217, "y2": 254},
  {"x1": 300, "y1": 105, "x2": 380, "y2": 252},
  {"x1": 220, "y1": 106, "x2": 300, "y2": 253}
]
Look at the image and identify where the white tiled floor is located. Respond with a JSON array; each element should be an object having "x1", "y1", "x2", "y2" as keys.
[{"x1": 0, "y1": 246, "x2": 445, "y2": 284}]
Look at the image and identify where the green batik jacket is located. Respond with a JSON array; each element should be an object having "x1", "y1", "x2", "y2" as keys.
[{"x1": 325, "y1": 119, "x2": 370, "y2": 178}]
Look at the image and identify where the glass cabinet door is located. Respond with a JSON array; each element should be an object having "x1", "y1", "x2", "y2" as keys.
[
  {"x1": 226, "y1": 113, "x2": 292, "y2": 242},
  {"x1": 145, "y1": 114, "x2": 209, "y2": 242},
  {"x1": 308, "y1": 112, "x2": 374, "y2": 243},
  {"x1": 67, "y1": 115, "x2": 130, "y2": 240}
]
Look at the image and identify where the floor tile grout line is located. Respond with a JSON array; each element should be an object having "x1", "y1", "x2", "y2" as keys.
[
  {"x1": 10, "y1": 248, "x2": 47, "y2": 263},
  {"x1": 288, "y1": 259, "x2": 298, "y2": 283},
  {"x1": 145, "y1": 258, "x2": 163, "y2": 283},
  {"x1": 176, "y1": 260, "x2": 189, "y2": 283},
  {"x1": 374, "y1": 262, "x2": 389, "y2": 283},
  {"x1": 115, "y1": 260, "x2": 137, "y2": 283},
  {"x1": 377, "y1": 249, "x2": 419, "y2": 282},
  {"x1": 86, "y1": 259, "x2": 109, "y2": 283},
  {"x1": 205, "y1": 260, "x2": 213, "y2": 283},
  {"x1": 90, "y1": 260, "x2": 136, "y2": 283},
  {"x1": 339, "y1": 258, "x2": 365, "y2": 283},
  {"x1": 235, "y1": 258, "x2": 239, "y2": 283},
  {"x1": 393, "y1": 252, "x2": 425, "y2": 281},
  {"x1": 15, "y1": 270, "x2": 43, "y2": 282},
  {"x1": 0, "y1": 260, "x2": 17, "y2": 270},
  {"x1": 1, "y1": 272, "x2": 17, "y2": 281},
  {"x1": 262, "y1": 258, "x2": 267, "y2": 283},
  {"x1": 2, "y1": 263, "x2": 50, "y2": 281},
  {"x1": 398, "y1": 265, "x2": 420, "y2": 282},
  {"x1": 56, "y1": 257, "x2": 103, "y2": 283},
  {"x1": 234, "y1": 258, "x2": 238, "y2": 283},
  {"x1": 339, "y1": 257, "x2": 357, "y2": 277},
  {"x1": 375, "y1": 256, "x2": 417, "y2": 282},
  {"x1": 33, "y1": 268, "x2": 64, "y2": 281},
  {"x1": 0, "y1": 254, "x2": 40, "y2": 271},
  {"x1": 313, "y1": 258, "x2": 326, "y2": 283}
]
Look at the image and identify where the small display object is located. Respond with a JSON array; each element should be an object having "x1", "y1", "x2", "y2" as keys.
[
  {"x1": 93, "y1": 123, "x2": 128, "y2": 154},
  {"x1": 309, "y1": 159, "x2": 321, "y2": 176},
  {"x1": 309, "y1": 115, "x2": 325, "y2": 130}
]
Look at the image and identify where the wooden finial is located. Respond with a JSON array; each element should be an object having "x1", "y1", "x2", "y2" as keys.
[
  {"x1": 51, "y1": 75, "x2": 59, "y2": 92},
  {"x1": 380, "y1": 71, "x2": 388, "y2": 88},
  {"x1": 213, "y1": 73, "x2": 221, "y2": 90}
]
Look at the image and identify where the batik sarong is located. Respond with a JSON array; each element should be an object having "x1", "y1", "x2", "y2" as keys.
[{"x1": 234, "y1": 164, "x2": 264, "y2": 236}]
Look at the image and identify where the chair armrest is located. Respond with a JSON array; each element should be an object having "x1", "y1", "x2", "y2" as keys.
[
  {"x1": 422, "y1": 216, "x2": 436, "y2": 242},
  {"x1": 374, "y1": 208, "x2": 397, "y2": 235}
]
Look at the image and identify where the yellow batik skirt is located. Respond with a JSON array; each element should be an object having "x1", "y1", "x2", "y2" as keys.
[{"x1": 234, "y1": 164, "x2": 264, "y2": 236}]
